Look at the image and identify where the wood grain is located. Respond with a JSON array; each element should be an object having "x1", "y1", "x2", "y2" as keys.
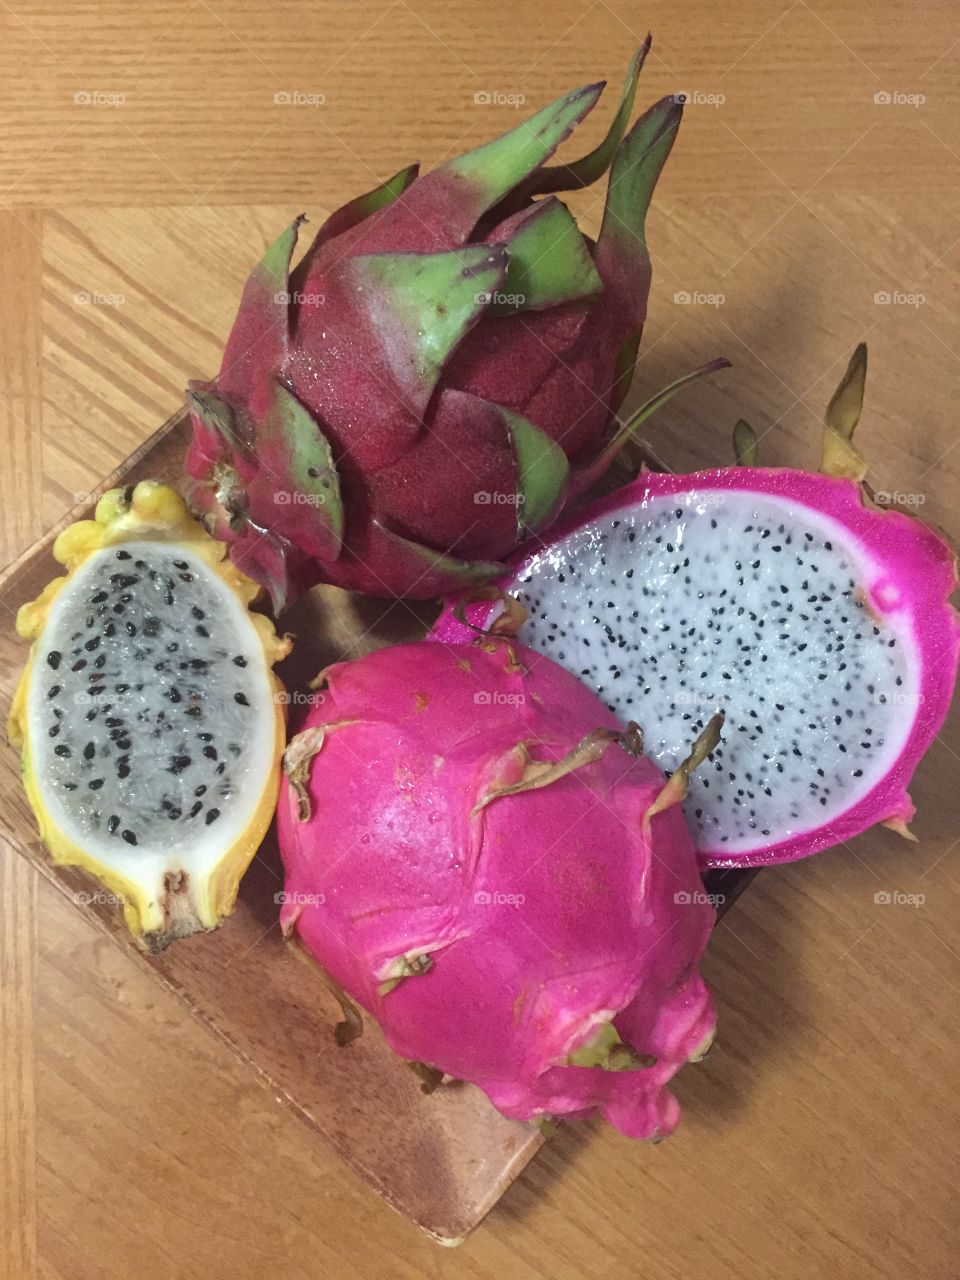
[
  {"x1": 0, "y1": 846, "x2": 38, "y2": 1280},
  {"x1": 1, "y1": 0, "x2": 959, "y2": 1275}
]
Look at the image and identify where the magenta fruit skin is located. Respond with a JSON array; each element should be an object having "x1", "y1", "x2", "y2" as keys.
[
  {"x1": 432, "y1": 468, "x2": 960, "y2": 868},
  {"x1": 277, "y1": 640, "x2": 716, "y2": 1140}
]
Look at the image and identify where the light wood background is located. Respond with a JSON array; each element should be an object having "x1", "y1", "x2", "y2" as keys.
[{"x1": 2, "y1": 2, "x2": 959, "y2": 1276}]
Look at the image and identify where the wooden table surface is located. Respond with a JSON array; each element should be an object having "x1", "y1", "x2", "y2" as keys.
[{"x1": 1, "y1": 2, "x2": 958, "y2": 1277}]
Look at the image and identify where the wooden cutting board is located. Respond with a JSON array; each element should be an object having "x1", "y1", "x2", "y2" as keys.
[{"x1": 0, "y1": 408, "x2": 753, "y2": 1244}]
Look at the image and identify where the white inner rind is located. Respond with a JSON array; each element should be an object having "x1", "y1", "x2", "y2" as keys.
[
  {"x1": 27, "y1": 541, "x2": 276, "y2": 887},
  {"x1": 514, "y1": 490, "x2": 917, "y2": 854}
]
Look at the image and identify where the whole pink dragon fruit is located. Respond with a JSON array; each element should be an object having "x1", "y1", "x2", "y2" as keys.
[
  {"x1": 185, "y1": 43, "x2": 725, "y2": 609},
  {"x1": 277, "y1": 638, "x2": 720, "y2": 1140}
]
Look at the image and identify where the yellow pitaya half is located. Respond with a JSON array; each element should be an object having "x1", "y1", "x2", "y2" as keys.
[
  {"x1": 277, "y1": 638, "x2": 720, "y2": 1139},
  {"x1": 8, "y1": 482, "x2": 291, "y2": 949},
  {"x1": 185, "y1": 42, "x2": 726, "y2": 609}
]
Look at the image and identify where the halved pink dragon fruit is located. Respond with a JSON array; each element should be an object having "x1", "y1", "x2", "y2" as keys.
[
  {"x1": 277, "y1": 638, "x2": 720, "y2": 1139},
  {"x1": 434, "y1": 347, "x2": 960, "y2": 867}
]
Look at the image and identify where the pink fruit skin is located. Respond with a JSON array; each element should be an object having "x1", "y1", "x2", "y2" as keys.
[
  {"x1": 432, "y1": 468, "x2": 960, "y2": 868},
  {"x1": 278, "y1": 640, "x2": 716, "y2": 1140}
]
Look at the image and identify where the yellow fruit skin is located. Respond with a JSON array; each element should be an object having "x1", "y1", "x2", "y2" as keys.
[{"x1": 8, "y1": 481, "x2": 292, "y2": 950}]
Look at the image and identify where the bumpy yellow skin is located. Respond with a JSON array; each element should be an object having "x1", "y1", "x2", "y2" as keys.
[{"x1": 8, "y1": 480, "x2": 292, "y2": 949}]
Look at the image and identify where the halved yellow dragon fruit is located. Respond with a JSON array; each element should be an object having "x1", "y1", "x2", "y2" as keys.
[{"x1": 9, "y1": 481, "x2": 291, "y2": 950}]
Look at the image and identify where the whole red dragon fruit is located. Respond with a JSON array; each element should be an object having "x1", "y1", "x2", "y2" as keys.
[{"x1": 185, "y1": 43, "x2": 718, "y2": 608}]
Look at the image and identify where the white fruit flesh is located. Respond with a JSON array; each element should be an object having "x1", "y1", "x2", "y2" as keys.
[
  {"x1": 514, "y1": 491, "x2": 916, "y2": 855},
  {"x1": 26, "y1": 540, "x2": 277, "y2": 889}
]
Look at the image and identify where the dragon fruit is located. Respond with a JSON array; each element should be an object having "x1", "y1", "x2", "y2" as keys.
[
  {"x1": 277, "y1": 638, "x2": 721, "y2": 1139},
  {"x1": 185, "y1": 43, "x2": 726, "y2": 608},
  {"x1": 9, "y1": 482, "x2": 291, "y2": 949},
  {"x1": 434, "y1": 347, "x2": 960, "y2": 867}
]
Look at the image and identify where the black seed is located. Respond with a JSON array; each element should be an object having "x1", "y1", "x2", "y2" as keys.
[
  {"x1": 71, "y1": 659, "x2": 87, "y2": 672},
  {"x1": 232, "y1": 655, "x2": 247, "y2": 667},
  {"x1": 189, "y1": 801, "x2": 203, "y2": 818},
  {"x1": 84, "y1": 635, "x2": 101, "y2": 651},
  {"x1": 54, "y1": 744, "x2": 70, "y2": 758},
  {"x1": 107, "y1": 815, "x2": 120, "y2": 834},
  {"x1": 125, "y1": 622, "x2": 137, "y2": 637},
  {"x1": 115, "y1": 549, "x2": 131, "y2": 560},
  {"x1": 121, "y1": 829, "x2": 137, "y2": 846},
  {"x1": 49, "y1": 724, "x2": 60, "y2": 738},
  {"x1": 203, "y1": 744, "x2": 218, "y2": 760},
  {"x1": 167, "y1": 687, "x2": 182, "y2": 703},
  {"x1": 115, "y1": 683, "x2": 129, "y2": 694},
  {"x1": 234, "y1": 692, "x2": 249, "y2": 706},
  {"x1": 83, "y1": 742, "x2": 96, "y2": 761},
  {"x1": 191, "y1": 605, "x2": 205, "y2": 620},
  {"x1": 173, "y1": 560, "x2": 188, "y2": 570},
  {"x1": 89, "y1": 778, "x2": 104, "y2": 790},
  {"x1": 195, "y1": 625, "x2": 209, "y2": 638},
  {"x1": 117, "y1": 764, "x2": 130, "y2": 779},
  {"x1": 47, "y1": 685, "x2": 61, "y2": 698},
  {"x1": 91, "y1": 591, "x2": 108, "y2": 604},
  {"x1": 194, "y1": 784, "x2": 207, "y2": 797},
  {"x1": 205, "y1": 808, "x2": 220, "y2": 826}
]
